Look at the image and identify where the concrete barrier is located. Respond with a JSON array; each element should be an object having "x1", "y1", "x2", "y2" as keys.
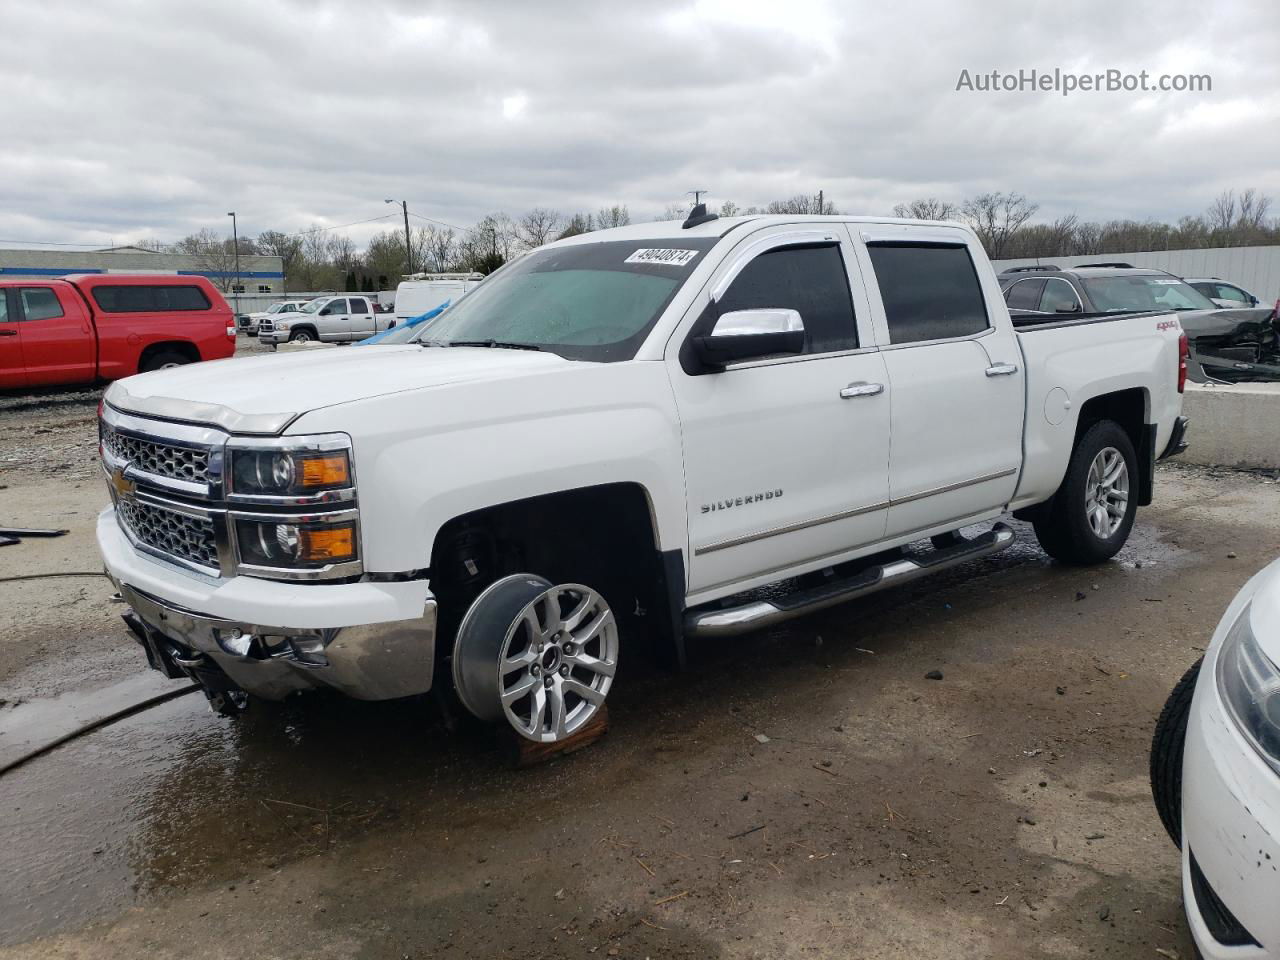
[{"x1": 1179, "y1": 382, "x2": 1280, "y2": 470}]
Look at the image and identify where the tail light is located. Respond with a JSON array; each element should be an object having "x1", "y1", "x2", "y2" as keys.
[{"x1": 1177, "y1": 332, "x2": 1189, "y2": 394}]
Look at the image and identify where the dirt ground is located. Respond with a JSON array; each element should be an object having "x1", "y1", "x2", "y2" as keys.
[{"x1": 3, "y1": 358, "x2": 1277, "y2": 959}]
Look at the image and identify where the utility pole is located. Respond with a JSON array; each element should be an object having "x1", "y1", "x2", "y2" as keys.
[
  {"x1": 817, "y1": 190, "x2": 824, "y2": 214},
  {"x1": 386, "y1": 199, "x2": 413, "y2": 276},
  {"x1": 226, "y1": 211, "x2": 241, "y2": 313}
]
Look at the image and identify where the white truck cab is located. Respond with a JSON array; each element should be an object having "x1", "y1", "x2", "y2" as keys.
[{"x1": 98, "y1": 211, "x2": 1189, "y2": 741}]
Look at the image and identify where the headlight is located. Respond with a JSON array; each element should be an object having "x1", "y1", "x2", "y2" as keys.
[
  {"x1": 234, "y1": 515, "x2": 358, "y2": 569},
  {"x1": 229, "y1": 444, "x2": 352, "y2": 499},
  {"x1": 1216, "y1": 603, "x2": 1280, "y2": 772}
]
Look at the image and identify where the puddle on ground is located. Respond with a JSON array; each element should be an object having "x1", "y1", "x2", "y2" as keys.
[{"x1": 0, "y1": 512, "x2": 1194, "y2": 946}]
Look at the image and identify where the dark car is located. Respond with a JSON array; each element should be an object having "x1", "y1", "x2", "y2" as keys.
[{"x1": 998, "y1": 263, "x2": 1280, "y2": 383}]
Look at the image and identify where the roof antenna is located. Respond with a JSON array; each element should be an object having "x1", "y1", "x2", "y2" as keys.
[{"x1": 682, "y1": 190, "x2": 718, "y2": 230}]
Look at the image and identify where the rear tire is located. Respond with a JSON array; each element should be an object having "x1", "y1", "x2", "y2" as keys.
[
  {"x1": 140, "y1": 349, "x2": 191, "y2": 372},
  {"x1": 1033, "y1": 420, "x2": 1138, "y2": 564},
  {"x1": 1150, "y1": 657, "x2": 1202, "y2": 848}
]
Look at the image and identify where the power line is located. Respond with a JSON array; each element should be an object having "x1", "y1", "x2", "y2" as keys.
[{"x1": 407, "y1": 211, "x2": 468, "y2": 231}]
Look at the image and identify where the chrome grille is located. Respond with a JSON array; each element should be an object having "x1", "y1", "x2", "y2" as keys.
[
  {"x1": 103, "y1": 426, "x2": 210, "y2": 484},
  {"x1": 117, "y1": 499, "x2": 219, "y2": 569}
]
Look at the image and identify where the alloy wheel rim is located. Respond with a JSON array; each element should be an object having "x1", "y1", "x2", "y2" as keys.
[
  {"x1": 1085, "y1": 446, "x2": 1129, "y2": 539},
  {"x1": 497, "y1": 584, "x2": 617, "y2": 742}
]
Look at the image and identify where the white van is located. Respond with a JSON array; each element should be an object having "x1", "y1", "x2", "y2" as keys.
[{"x1": 393, "y1": 273, "x2": 485, "y2": 322}]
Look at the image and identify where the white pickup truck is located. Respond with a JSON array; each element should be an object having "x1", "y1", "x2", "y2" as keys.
[
  {"x1": 97, "y1": 211, "x2": 1189, "y2": 740},
  {"x1": 256, "y1": 294, "x2": 386, "y2": 344}
]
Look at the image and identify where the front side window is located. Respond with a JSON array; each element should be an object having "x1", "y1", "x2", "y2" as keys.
[
  {"x1": 1004, "y1": 278, "x2": 1044, "y2": 310},
  {"x1": 869, "y1": 243, "x2": 990, "y2": 344},
  {"x1": 1081, "y1": 275, "x2": 1217, "y2": 313},
  {"x1": 416, "y1": 238, "x2": 718, "y2": 362},
  {"x1": 1039, "y1": 278, "x2": 1082, "y2": 313},
  {"x1": 19, "y1": 287, "x2": 64, "y2": 321},
  {"x1": 717, "y1": 244, "x2": 858, "y2": 354},
  {"x1": 321, "y1": 299, "x2": 348, "y2": 315},
  {"x1": 91, "y1": 284, "x2": 211, "y2": 313}
]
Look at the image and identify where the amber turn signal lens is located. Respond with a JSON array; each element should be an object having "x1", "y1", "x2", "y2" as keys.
[
  {"x1": 299, "y1": 453, "x2": 351, "y2": 488},
  {"x1": 298, "y1": 523, "x2": 356, "y2": 563}
]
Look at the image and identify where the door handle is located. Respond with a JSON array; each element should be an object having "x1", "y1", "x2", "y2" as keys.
[
  {"x1": 839, "y1": 381, "x2": 884, "y2": 399},
  {"x1": 0, "y1": 330, "x2": 16, "y2": 337},
  {"x1": 985, "y1": 362, "x2": 1019, "y2": 377}
]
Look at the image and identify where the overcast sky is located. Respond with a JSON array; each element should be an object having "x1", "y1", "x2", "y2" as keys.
[{"x1": 3, "y1": 0, "x2": 1277, "y2": 249}]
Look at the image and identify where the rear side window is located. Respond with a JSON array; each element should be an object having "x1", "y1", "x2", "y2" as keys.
[
  {"x1": 91, "y1": 284, "x2": 212, "y2": 313},
  {"x1": 1004, "y1": 278, "x2": 1044, "y2": 310},
  {"x1": 868, "y1": 243, "x2": 990, "y2": 344},
  {"x1": 1039, "y1": 278, "x2": 1082, "y2": 313},
  {"x1": 350, "y1": 297, "x2": 369, "y2": 313},
  {"x1": 19, "y1": 287, "x2": 64, "y2": 321},
  {"x1": 718, "y1": 245, "x2": 858, "y2": 354}
]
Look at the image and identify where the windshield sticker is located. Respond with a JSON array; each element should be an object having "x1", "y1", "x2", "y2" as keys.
[{"x1": 625, "y1": 248, "x2": 700, "y2": 267}]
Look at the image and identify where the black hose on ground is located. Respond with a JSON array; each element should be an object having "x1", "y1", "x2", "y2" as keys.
[{"x1": 0, "y1": 571, "x2": 109, "y2": 584}]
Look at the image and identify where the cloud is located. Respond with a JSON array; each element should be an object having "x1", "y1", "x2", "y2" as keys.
[{"x1": 1, "y1": 0, "x2": 1277, "y2": 248}]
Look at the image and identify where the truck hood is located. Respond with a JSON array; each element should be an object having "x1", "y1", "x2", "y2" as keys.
[
  {"x1": 1177, "y1": 306, "x2": 1276, "y2": 340},
  {"x1": 105, "y1": 345, "x2": 577, "y2": 435}
]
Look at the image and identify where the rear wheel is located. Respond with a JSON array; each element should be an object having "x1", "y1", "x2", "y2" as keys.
[
  {"x1": 1150, "y1": 657, "x2": 1203, "y2": 848},
  {"x1": 1033, "y1": 420, "x2": 1138, "y2": 564},
  {"x1": 140, "y1": 349, "x2": 191, "y2": 372}
]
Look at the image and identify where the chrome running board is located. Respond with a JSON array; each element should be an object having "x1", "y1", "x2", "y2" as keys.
[{"x1": 684, "y1": 522, "x2": 1015, "y2": 638}]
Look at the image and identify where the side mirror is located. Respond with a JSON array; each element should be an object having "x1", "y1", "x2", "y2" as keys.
[
  {"x1": 1055, "y1": 303, "x2": 1082, "y2": 314},
  {"x1": 1249, "y1": 296, "x2": 1260, "y2": 307},
  {"x1": 694, "y1": 308, "x2": 805, "y2": 368}
]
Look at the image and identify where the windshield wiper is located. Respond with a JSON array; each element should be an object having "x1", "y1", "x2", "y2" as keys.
[
  {"x1": 415, "y1": 339, "x2": 449, "y2": 347},
  {"x1": 448, "y1": 339, "x2": 543, "y2": 351}
]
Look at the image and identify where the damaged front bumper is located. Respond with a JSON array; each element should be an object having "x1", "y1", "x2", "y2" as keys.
[{"x1": 98, "y1": 506, "x2": 437, "y2": 705}]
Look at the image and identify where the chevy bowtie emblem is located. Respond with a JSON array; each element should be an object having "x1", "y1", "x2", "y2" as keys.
[{"x1": 110, "y1": 467, "x2": 136, "y2": 498}]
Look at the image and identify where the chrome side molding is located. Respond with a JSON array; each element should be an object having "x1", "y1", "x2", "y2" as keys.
[{"x1": 684, "y1": 522, "x2": 1015, "y2": 638}]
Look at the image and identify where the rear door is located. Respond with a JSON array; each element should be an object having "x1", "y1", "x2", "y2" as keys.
[
  {"x1": 13, "y1": 284, "x2": 96, "y2": 387},
  {"x1": 347, "y1": 296, "x2": 376, "y2": 338},
  {"x1": 857, "y1": 233, "x2": 1024, "y2": 540},
  {"x1": 1003, "y1": 277, "x2": 1045, "y2": 311},
  {"x1": 0, "y1": 289, "x2": 27, "y2": 389}
]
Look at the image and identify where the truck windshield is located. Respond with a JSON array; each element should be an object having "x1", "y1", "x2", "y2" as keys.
[
  {"x1": 412, "y1": 238, "x2": 718, "y2": 361},
  {"x1": 1081, "y1": 275, "x2": 1217, "y2": 313}
]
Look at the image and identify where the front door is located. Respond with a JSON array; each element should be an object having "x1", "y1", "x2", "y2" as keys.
[
  {"x1": 14, "y1": 285, "x2": 96, "y2": 387},
  {"x1": 668, "y1": 227, "x2": 892, "y2": 601},
  {"x1": 859, "y1": 238, "x2": 1024, "y2": 539},
  {"x1": 317, "y1": 298, "x2": 351, "y2": 340},
  {"x1": 0, "y1": 290, "x2": 27, "y2": 389}
]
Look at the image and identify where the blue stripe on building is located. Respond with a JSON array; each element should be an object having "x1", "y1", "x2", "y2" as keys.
[
  {"x1": 177, "y1": 270, "x2": 285, "y2": 279},
  {"x1": 0, "y1": 266, "x2": 105, "y2": 275}
]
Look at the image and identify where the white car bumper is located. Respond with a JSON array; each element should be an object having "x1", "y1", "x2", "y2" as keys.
[
  {"x1": 97, "y1": 506, "x2": 437, "y2": 701},
  {"x1": 1183, "y1": 617, "x2": 1280, "y2": 957}
]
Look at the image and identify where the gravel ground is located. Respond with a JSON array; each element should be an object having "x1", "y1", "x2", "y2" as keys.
[{"x1": 2, "y1": 367, "x2": 1276, "y2": 959}]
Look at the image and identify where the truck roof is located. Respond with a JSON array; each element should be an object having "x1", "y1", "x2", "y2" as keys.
[{"x1": 552, "y1": 214, "x2": 969, "y2": 247}]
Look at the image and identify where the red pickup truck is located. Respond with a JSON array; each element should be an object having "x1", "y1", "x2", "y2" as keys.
[{"x1": 0, "y1": 274, "x2": 236, "y2": 391}]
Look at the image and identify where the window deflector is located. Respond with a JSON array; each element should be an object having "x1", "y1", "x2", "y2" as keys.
[{"x1": 710, "y1": 230, "x2": 842, "y2": 304}]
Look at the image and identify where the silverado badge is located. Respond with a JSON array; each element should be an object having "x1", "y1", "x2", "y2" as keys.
[{"x1": 701, "y1": 489, "x2": 783, "y2": 513}]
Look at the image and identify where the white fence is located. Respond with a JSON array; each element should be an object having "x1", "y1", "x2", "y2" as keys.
[{"x1": 993, "y1": 245, "x2": 1280, "y2": 305}]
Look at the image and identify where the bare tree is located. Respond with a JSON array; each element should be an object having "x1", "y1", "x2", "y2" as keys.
[
  {"x1": 517, "y1": 208, "x2": 563, "y2": 248},
  {"x1": 256, "y1": 230, "x2": 304, "y2": 291},
  {"x1": 171, "y1": 227, "x2": 240, "y2": 292},
  {"x1": 558, "y1": 213, "x2": 595, "y2": 239},
  {"x1": 596, "y1": 204, "x2": 631, "y2": 228},
  {"x1": 655, "y1": 203, "x2": 689, "y2": 222},
  {"x1": 765, "y1": 193, "x2": 838, "y2": 215},
  {"x1": 327, "y1": 234, "x2": 359, "y2": 276},
  {"x1": 1207, "y1": 190, "x2": 1238, "y2": 233},
  {"x1": 960, "y1": 192, "x2": 1038, "y2": 259},
  {"x1": 718, "y1": 200, "x2": 740, "y2": 217},
  {"x1": 892, "y1": 198, "x2": 958, "y2": 221},
  {"x1": 417, "y1": 224, "x2": 458, "y2": 272}
]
